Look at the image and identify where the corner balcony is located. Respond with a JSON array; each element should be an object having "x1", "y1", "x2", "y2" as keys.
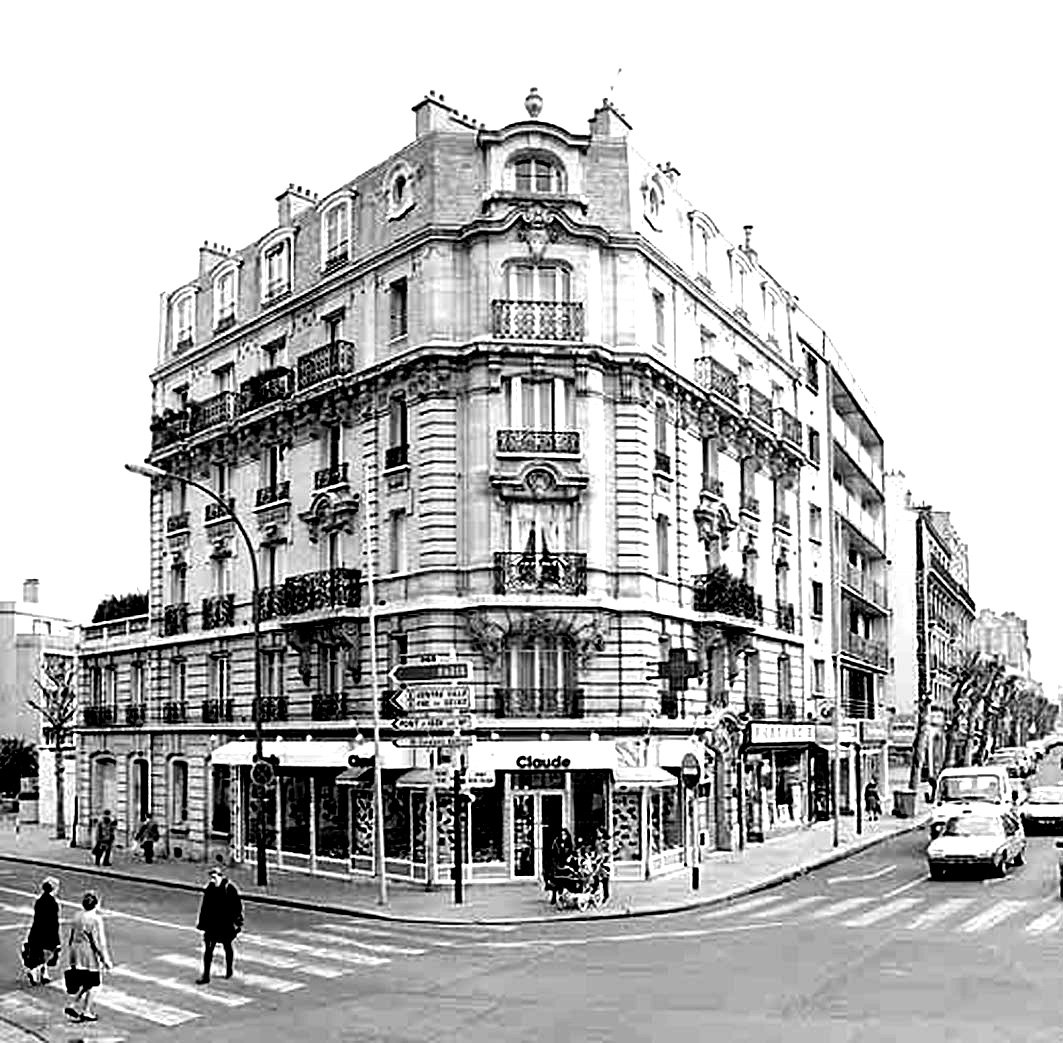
[
  {"x1": 776, "y1": 408, "x2": 802, "y2": 449},
  {"x1": 151, "y1": 409, "x2": 190, "y2": 450},
  {"x1": 491, "y1": 300, "x2": 584, "y2": 341},
  {"x1": 494, "y1": 551, "x2": 588, "y2": 596},
  {"x1": 694, "y1": 357, "x2": 741, "y2": 412},
  {"x1": 256, "y1": 567, "x2": 362, "y2": 621},
  {"x1": 189, "y1": 391, "x2": 235, "y2": 435},
  {"x1": 297, "y1": 340, "x2": 356, "y2": 391},
  {"x1": 124, "y1": 704, "x2": 146, "y2": 727},
  {"x1": 201, "y1": 698, "x2": 234, "y2": 724},
  {"x1": 238, "y1": 367, "x2": 294, "y2": 414},
  {"x1": 252, "y1": 696, "x2": 289, "y2": 722},
  {"x1": 256, "y1": 480, "x2": 290, "y2": 507},
  {"x1": 202, "y1": 593, "x2": 235, "y2": 630},
  {"x1": 83, "y1": 705, "x2": 116, "y2": 727},
  {"x1": 744, "y1": 697, "x2": 767, "y2": 719},
  {"x1": 162, "y1": 700, "x2": 188, "y2": 724},
  {"x1": 312, "y1": 693, "x2": 349, "y2": 721},
  {"x1": 314, "y1": 462, "x2": 349, "y2": 490},
  {"x1": 163, "y1": 603, "x2": 189, "y2": 636},
  {"x1": 693, "y1": 567, "x2": 763, "y2": 624},
  {"x1": 496, "y1": 430, "x2": 580, "y2": 456},
  {"x1": 747, "y1": 387, "x2": 773, "y2": 430},
  {"x1": 494, "y1": 687, "x2": 584, "y2": 718},
  {"x1": 842, "y1": 630, "x2": 889, "y2": 670}
]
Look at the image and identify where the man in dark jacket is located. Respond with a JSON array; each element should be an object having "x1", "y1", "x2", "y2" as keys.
[
  {"x1": 25, "y1": 876, "x2": 61, "y2": 984},
  {"x1": 134, "y1": 813, "x2": 159, "y2": 864},
  {"x1": 195, "y1": 866, "x2": 243, "y2": 984},
  {"x1": 93, "y1": 811, "x2": 116, "y2": 866}
]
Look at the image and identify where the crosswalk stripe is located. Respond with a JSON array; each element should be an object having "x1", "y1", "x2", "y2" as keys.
[
  {"x1": 240, "y1": 932, "x2": 389, "y2": 967},
  {"x1": 807, "y1": 896, "x2": 874, "y2": 920},
  {"x1": 0, "y1": 903, "x2": 34, "y2": 917},
  {"x1": 313, "y1": 924, "x2": 427, "y2": 955},
  {"x1": 1025, "y1": 906, "x2": 1063, "y2": 935},
  {"x1": 958, "y1": 900, "x2": 1028, "y2": 934},
  {"x1": 699, "y1": 893, "x2": 789, "y2": 920},
  {"x1": 110, "y1": 965, "x2": 252, "y2": 1006},
  {"x1": 843, "y1": 897, "x2": 922, "y2": 927},
  {"x1": 48, "y1": 979, "x2": 199, "y2": 1027},
  {"x1": 155, "y1": 953, "x2": 304, "y2": 992},
  {"x1": 237, "y1": 945, "x2": 346, "y2": 978},
  {"x1": 749, "y1": 895, "x2": 827, "y2": 918},
  {"x1": 906, "y1": 898, "x2": 976, "y2": 929}
]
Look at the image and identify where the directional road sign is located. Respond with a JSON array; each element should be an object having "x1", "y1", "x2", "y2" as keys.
[
  {"x1": 394, "y1": 735, "x2": 474, "y2": 749},
  {"x1": 393, "y1": 685, "x2": 472, "y2": 714},
  {"x1": 392, "y1": 714, "x2": 475, "y2": 732},
  {"x1": 433, "y1": 766, "x2": 454, "y2": 787},
  {"x1": 465, "y1": 769, "x2": 495, "y2": 788},
  {"x1": 388, "y1": 655, "x2": 472, "y2": 687}
]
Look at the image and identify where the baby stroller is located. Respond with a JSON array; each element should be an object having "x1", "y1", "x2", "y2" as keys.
[{"x1": 553, "y1": 850, "x2": 609, "y2": 911}]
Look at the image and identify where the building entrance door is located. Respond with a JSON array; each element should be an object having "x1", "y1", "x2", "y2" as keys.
[{"x1": 511, "y1": 791, "x2": 565, "y2": 879}]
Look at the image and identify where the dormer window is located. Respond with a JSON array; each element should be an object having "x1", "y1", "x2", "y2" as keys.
[
  {"x1": 321, "y1": 201, "x2": 350, "y2": 271},
  {"x1": 213, "y1": 266, "x2": 238, "y2": 331},
  {"x1": 386, "y1": 163, "x2": 416, "y2": 221},
  {"x1": 514, "y1": 156, "x2": 564, "y2": 194},
  {"x1": 261, "y1": 235, "x2": 292, "y2": 303},
  {"x1": 392, "y1": 175, "x2": 406, "y2": 207},
  {"x1": 173, "y1": 293, "x2": 194, "y2": 352}
]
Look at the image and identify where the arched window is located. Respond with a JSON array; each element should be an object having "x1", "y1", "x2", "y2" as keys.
[
  {"x1": 321, "y1": 200, "x2": 351, "y2": 270},
  {"x1": 392, "y1": 175, "x2": 407, "y2": 206},
  {"x1": 172, "y1": 292, "x2": 195, "y2": 352},
  {"x1": 212, "y1": 265, "x2": 238, "y2": 330},
  {"x1": 512, "y1": 155, "x2": 565, "y2": 194},
  {"x1": 259, "y1": 231, "x2": 294, "y2": 303}
]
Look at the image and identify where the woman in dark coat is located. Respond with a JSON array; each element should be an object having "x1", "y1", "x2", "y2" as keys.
[
  {"x1": 25, "y1": 876, "x2": 61, "y2": 984},
  {"x1": 195, "y1": 866, "x2": 243, "y2": 984}
]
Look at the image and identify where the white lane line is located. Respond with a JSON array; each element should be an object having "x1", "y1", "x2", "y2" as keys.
[
  {"x1": 958, "y1": 900, "x2": 1028, "y2": 934},
  {"x1": 1025, "y1": 906, "x2": 1063, "y2": 935},
  {"x1": 827, "y1": 865, "x2": 896, "y2": 885},
  {"x1": 0, "y1": 923, "x2": 29, "y2": 931},
  {"x1": 843, "y1": 897, "x2": 923, "y2": 927},
  {"x1": 239, "y1": 932, "x2": 389, "y2": 967},
  {"x1": 699, "y1": 893, "x2": 789, "y2": 920},
  {"x1": 0, "y1": 885, "x2": 193, "y2": 933},
  {"x1": 236, "y1": 945, "x2": 345, "y2": 979},
  {"x1": 457, "y1": 921, "x2": 789, "y2": 950},
  {"x1": 749, "y1": 895, "x2": 827, "y2": 918},
  {"x1": 48, "y1": 978, "x2": 200, "y2": 1027},
  {"x1": 110, "y1": 965, "x2": 252, "y2": 1006},
  {"x1": 155, "y1": 953, "x2": 304, "y2": 993},
  {"x1": 880, "y1": 876, "x2": 929, "y2": 900},
  {"x1": 0, "y1": 903, "x2": 35, "y2": 917},
  {"x1": 906, "y1": 898, "x2": 976, "y2": 930},
  {"x1": 284, "y1": 927, "x2": 422, "y2": 957},
  {"x1": 807, "y1": 896, "x2": 874, "y2": 920},
  {"x1": 311, "y1": 924, "x2": 427, "y2": 955}
]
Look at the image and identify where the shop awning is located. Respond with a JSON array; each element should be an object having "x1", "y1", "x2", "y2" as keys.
[
  {"x1": 396, "y1": 768, "x2": 434, "y2": 788},
  {"x1": 335, "y1": 766, "x2": 373, "y2": 788},
  {"x1": 613, "y1": 766, "x2": 677, "y2": 788},
  {"x1": 468, "y1": 740, "x2": 617, "y2": 773},
  {"x1": 208, "y1": 740, "x2": 414, "y2": 770}
]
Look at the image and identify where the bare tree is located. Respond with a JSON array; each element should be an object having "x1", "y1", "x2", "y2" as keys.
[
  {"x1": 974, "y1": 671, "x2": 1015, "y2": 766},
  {"x1": 941, "y1": 652, "x2": 982, "y2": 770},
  {"x1": 27, "y1": 654, "x2": 77, "y2": 840}
]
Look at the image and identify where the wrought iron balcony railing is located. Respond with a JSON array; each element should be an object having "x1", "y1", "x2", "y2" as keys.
[
  {"x1": 774, "y1": 512, "x2": 792, "y2": 532},
  {"x1": 779, "y1": 699, "x2": 798, "y2": 721},
  {"x1": 741, "y1": 494, "x2": 760, "y2": 516},
  {"x1": 324, "y1": 247, "x2": 349, "y2": 272},
  {"x1": 494, "y1": 687, "x2": 584, "y2": 718},
  {"x1": 840, "y1": 566, "x2": 889, "y2": 609},
  {"x1": 205, "y1": 498, "x2": 235, "y2": 523},
  {"x1": 252, "y1": 695, "x2": 289, "y2": 722},
  {"x1": 166, "y1": 512, "x2": 190, "y2": 533},
  {"x1": 255, "y1": 481, "x2": 290, "y2": 507},
  {"x1": 776, "y1": 601, "x2": 796, "y2": 633},
  {"x1": 842, "y1": 630, "x2": 889, "y2": 669},
  {"x1": 257, "y1": 567, "x2": 362, "y2": 620},
  {"x1": 314, "y1": 462, "x2": 348, "y2": 489},
  {"x1": 745, "y1": 697, "x2": 767, "y2": 719},
  {"x1": 693, "y1": 567, "x2": 763, "y2": 622},
  {"x1": 703, "y1": 476, "x2": 724, "y2": 498},
  {"x1": 162, "y1": 700, "x2": 188, "y2": 724},
  {"x1": 694, "y1": 357, "x2": 741, "y2": 406},
  {"x1": 150, "y1": 409, "x2": 190, "y2": 449},
  {"x1": 163, "y1": 603, "x2": 189, "y2": 636},
  {"x1": 496, "y1": 430, "x2": 581, "y2": 455},
  {"x1": 238, "y1": 367, "x2": 293, "y2": 414},
  {"x1": 777, "y1": 408, "x2": 802, "y2": 447},
  {"x1": 493, "y1": 551, "x2": 588, "y2": 596},
  {"x1": 384, "y1": 444, "x2": 409, "y2": 469},
  {"x1": 124, "y1": 704, "x2": 146, "y2": 727},
  {"x1": 83, "y1": 705, "x2": 117, "y2": 727},
  {"x1": 491, "y1": 300, "x2": 585, "y2": 341},
  {"x1": 215, "y1": 312, "x2": 236, "y2": 332},
  {"x1": 654, "y1": 450, "x2": 672, "y2": 475},
  {"x1": 748, "y1": 388, "x2": 773, "y2": 428},
  {"x1": 189, "y1": 391, "x2": 235, "y2": 434},
  {"x1": 312, "y1": 693, "x2": 349, "y2": 721},
  {"x1": 201, "y1": 698, "x2": 234, "y2": 724},
  {"x1": 296, "y1": 340, "x2": 356, "y2": 390},
  {"x1": 202, "y1": 593, "x2": 235, "y2": 630}
]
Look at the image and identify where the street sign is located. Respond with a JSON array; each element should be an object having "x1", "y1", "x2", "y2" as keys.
[
  {"x1": 389, "y1": 655, "x2": 472, "y2": 687},
  {"x1": 394, "y1": 735, "x2": 474, "y2": 749},
  {"x1": 392, "y1": 714, "x2": 475, "y2": 732},
  {"x1": 465, "y1": 769, "x2": 495, "y2": 788},
  {"x1": 433, "y1": 766, "x2": 454, "y2": 787},
  {"x1": 393, "y1": 685, "x2": 473, "y2": 714}
]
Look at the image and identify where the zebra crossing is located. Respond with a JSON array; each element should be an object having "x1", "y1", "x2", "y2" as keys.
[{"x1": 705, "y1": 890, "x2": 1063, "y2": 939}]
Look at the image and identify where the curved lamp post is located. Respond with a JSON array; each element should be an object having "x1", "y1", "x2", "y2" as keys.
[{"x1": 126, "y1": 461, "x2": 269, "y2": 886}]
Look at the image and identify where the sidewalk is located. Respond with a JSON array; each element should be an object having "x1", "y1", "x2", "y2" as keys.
[{"x1": 0, "y1": 812, "x2": 928, "y2": 926}]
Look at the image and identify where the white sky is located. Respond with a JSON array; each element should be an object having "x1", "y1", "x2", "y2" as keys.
[{"x1": 2, "y1": 1, "x2": 1059, "y2": 698}]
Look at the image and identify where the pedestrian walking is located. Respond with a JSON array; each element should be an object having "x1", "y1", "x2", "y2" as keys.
[
  {"x1": 864, "y1": 778, "x2": 882, "y2": 822},
  {"x1": 22, "y1": 876, "x2": 61, "y2": 985},
  {"x1": 93, "y1": 810, "x2": 116, "y2": 867},
  {"x1": 134, "y1": 812, "x2": 159, "y2": 864},
  {"x1": 64, "y1": 891, "x2": 113, "y2": 1024},
  {"x1": 195, "y1": 865, "x2": 243, "y2": 984},
  {"x1": 546, "y1": 828, "x2": 574, "y2": 905}
]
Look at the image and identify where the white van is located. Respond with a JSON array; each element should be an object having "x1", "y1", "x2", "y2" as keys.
[{"x1": 928, "y1": 766, "x2": 1019, "y2": 839}]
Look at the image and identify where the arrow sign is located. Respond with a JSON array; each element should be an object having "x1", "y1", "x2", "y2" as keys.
[
  {"x1": 394, "y1": 735, "x2": 474, "y2": 749},
  {"x1": 392, "y1": 714, "x2": 474, "y2": 732},
  {"x1": 393, "y1": 685, "x2": 472, "y2": 714},
  {"x1": 389, "y1": 655, "x2": 472, "y2": 686}
]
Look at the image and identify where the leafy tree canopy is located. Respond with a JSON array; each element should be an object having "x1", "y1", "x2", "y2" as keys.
[{"x1": 91, "y1": 592, "x2": 148, "y2": 624}]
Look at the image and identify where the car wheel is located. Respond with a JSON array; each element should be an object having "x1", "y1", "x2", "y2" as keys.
[
  {"x1": 928, "y1": 864, "x2": 944, "y2": 881},
  {"x1": 994, "y1": 853, "x2": 1008, "y2": 878},
  {"x1": 1014, "y1": 846, "x2": 1026, "y2": 867}
]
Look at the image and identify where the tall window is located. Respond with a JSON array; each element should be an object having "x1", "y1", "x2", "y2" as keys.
[
  {"x1": 773, "y1": 479, "x2": 788, "y2": 525},
  {"x1": 389, "y1": 509, "x2": 407, "y2": 574},
  {"x1": 811, "y1": 580, "x2": 824, "y2": 618},
  {"x1": 214, "y1": 462, "x2": 229, "y2": 497},
  {"x1": 655, "y1": 514, "x2": 670, "y2": 576},
  {"x1": 804, "y1": 349, "x2": 820, "y2": 394},
  {"x1": 261, "y1": 543, "x2": 281, "y2": 590},
  {"x1": 327, "y1": 424, "x2": 342, "y2": 470},
  {"x1": 505, "y1": 501, "x2": 575, "y2": 556},
  {"x1": 130, "y1": 661, "x2": 145, "y2": 705},
  {"x1": 214, "y1": 268, "x2": 236, "y2": 327},
  {"x1": 700, "y1": 230, "x2": 710, "y2": 275},
  {"x1": 104, "y1": 666, "x2": 118, "y2": 707},
  {"x1": 169, "y1": 658, "x2": 186, "y2": 702},
  {"x1": 211, "y1": 655, "x2": 231, "y2": 701},
  {"x1": 211, "y1": 766, "x2": 232, "y2": 834},
  {"x1": 745, "y1": 653, "x2": 760, "y2": 701},
  {"x1": 389, "y1": 278, "x2": 408, "y2": 338},
  {"x1": 507, "y1": 263, "x2": 571, "y2": 302},
  {"x1": 740, "y1": 458, "x2": 758, "y2": 508},
  {"x1": 504, "y1": 637, "x2": 576, "y2": 695},
  {"x1": 170, "y1": 564, "x2": 187, "y2": 605},
  {"x1": 701, "y1": 436, "x2": 719, "y2": 490},
  {"x1": 812, "y1": 659, "x2": 826, "y2": 695},
  {"x1": 778, "y1": 656, "x2": 792, "y2": 704},
  {"x1": 502, "y1": 376, "x2": 574, "y2": 430},
  {"x1": 262, "y1": 648, "x2": 285, "y2": 698},
  {"x1": 322, "y1": 203, "x2": 350, "y2": 266},
  {"x1": 214, "y1": 363, "x2": 234, "y2": 394},
  {"x1": 389, "y1": 395, "x2": 408, "y2": 449},
  {"x1": 319, "y1": 644, "x2": 342, "y2": 695},
  {"x1": 324, "y1": 309, "x2": 344, "y2": 344},
  {"x1": 742, "y1": 544, "x2": 757, "y2": 587},
  {"x1": 775, "y1": 557, "x2": 789, "y2": 604},
  {"x1": 264, "y1": 242, "x2": 290, "y2": 300},
  {"x1": 808, "y1": 427, "x2": 821, "y2": 466},
  {"x1": 655, "y1": 402, "x2": 668, "y2": 453},
  {"x1": 652, "y1": 290, "x2": 666, "y2": 346},
  {"x1": 174, "y1": 294, "x2": 194, "y2": 349},
  {"x1": 212, "y1": 557, "x2": 231, "y2": 595},
  {"x1": 171, "y1": 760, "x2": 189, "y2": 825},
  {"x1": 809, "y1": 504, "x2": 823, "y2": 542},
  {"x1": 263, "y1": 443, "x2": 282, "y2": 489},
  {"x1": 514, "y1": 157, "x2": 564, "y2": 193}
]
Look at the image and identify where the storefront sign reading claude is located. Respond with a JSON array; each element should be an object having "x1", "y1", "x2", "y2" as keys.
[
  {"x1": 514, "y1": 754, "x2": 572, "y2": 770},
  {"x1": 748, "y1": 722, "x2": 816, "y2": 745}
]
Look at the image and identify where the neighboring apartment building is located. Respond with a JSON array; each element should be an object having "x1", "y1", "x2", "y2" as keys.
[
  {"x1": 885, "y1": 477, "x2": 976, "y2": 777},
  {"x1": 79, "y1": 89, "x2": 883, "y2": 882},
  {"x1": 972, "y1": 610, "x2": 1031, "y2": 680}
]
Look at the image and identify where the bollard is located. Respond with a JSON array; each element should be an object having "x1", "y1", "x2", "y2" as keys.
[{"x1": 691, "y1": 865, "x2": 700, "y2": 890}]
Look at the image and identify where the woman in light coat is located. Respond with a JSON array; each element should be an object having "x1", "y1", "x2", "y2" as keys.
[{"x1": 65, "y1": 891, "x2": 113, "y2": 1023}]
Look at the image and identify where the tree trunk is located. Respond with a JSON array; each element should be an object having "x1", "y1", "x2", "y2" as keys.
[
  {"x1": 908, "y1": 694, "x2": 932, "y2": 792},
  {"x1": 53, "y1": 743, "x2": 65, "y2": 840}
]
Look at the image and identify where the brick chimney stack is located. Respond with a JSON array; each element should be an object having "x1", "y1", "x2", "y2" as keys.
[
  {"x1": 276, "y1": 184, "x2": 317, "y2": 227},
  {"x1": 22, "y1": 578, "x2": 39, "y2": 603},
  {"x1": 588, "y1": 98, "x2": 631, "y2": 139}
]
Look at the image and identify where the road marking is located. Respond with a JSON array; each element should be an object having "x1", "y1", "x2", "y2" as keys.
[
  {"x1": 749, "y1": 895, "x2": 826, "y2": 918},
  {"x1": 699, "y1": 893, "x2": 789, "y2": 920},
  {"x1": 880, "y1": 876, "x2": 928, "y2": 900},
  {"x1": 48, "y1": 979, "x2": 200, "y2": 1027},
  {"x1": 0, "y1": 886, "x2": 193, "y2": 933},
  {"x1": 807, "y1": 896, "x2": 874, "y2": 920},
  {"x1": 312, "y1": 924, "x2": 427, "y2": 954},
  {"x1": 458, "y1": 921, "x2": 788, "y2": 950},
  {"x1": 1025, "y1": 906, "x2": 1063, "y2": 935},
  {"x1": 110, "y1": 965, "x2": 252, "y2": 1006},
  {"x1": 905, "y1": 897, "x2": 975, "y2": 930},
  {"x1": 283, "y1": 927, "x2": 423, "y2": 957},
  {"x1": 155, "y1": 953, "x2": 305, "y2": 992},
  {"x1": 843, "y1": 897, "x2": 922, "y2": 927},
  {"x1": 0, "y1": 904, "x2": 34, "y2": 917},
  {"x1": 0, "y1": 923, "x2": 29, "y2": 932},
  {"x1": 827, "y1": 865, "x2": 895, "y2": 884},
  {"x1": 958, "y1": 899, "x2": 1028, "y2": 934},
  {"x1": 236, "y1": 945, "x2": 346, "y2": 978},
  {"x1": 239, "y1": 932, "x2": 389, "y2": 966}
]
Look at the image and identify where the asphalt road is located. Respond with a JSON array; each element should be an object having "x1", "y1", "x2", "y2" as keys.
[{"x1": 0, "y1": 757, "x2": 1060, "y2": 1042}]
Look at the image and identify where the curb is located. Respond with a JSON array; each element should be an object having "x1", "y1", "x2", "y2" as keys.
[{"x1": 0, "y1": 817, "x2": 928, "y2": 927}]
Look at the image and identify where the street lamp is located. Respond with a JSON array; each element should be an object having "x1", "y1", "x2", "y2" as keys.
[{"x1": 126, "y1": 461, "x2": 269, "y2": 886}]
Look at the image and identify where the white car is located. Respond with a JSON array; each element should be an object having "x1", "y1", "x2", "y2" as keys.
[
  {"x1": 1020, "y1": 785, "x2": 1063, "y2": 834},
  {"x1": 927, "y1": 807, "x2": 1027, "y2": 879}
]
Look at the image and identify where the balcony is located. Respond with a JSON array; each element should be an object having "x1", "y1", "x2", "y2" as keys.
[
  {"x1": 150, "y1": 409, "x2": 190, "y2": 450},
  {"x1": 693, "y1": 567, "x2": 763, "y2": 622},
  {"x1": 654, "y1": 450, "x2": 672, "y2": 475},
  {"x1": 842, "y1": 630, "x2": 889, "y2": 669},
  {"x1": 744, "y1": 697, "x2": 767, "y2": 719},
  {"x1": 189, "y1": 391, "x2": 235, "y2": 435},
  {"x1": 264, "y1": 280, "x2": 290, "y2": 304},
  {"x1": 694, "y1": 357, "x2": 741, "y2": 408},
  {"x1": 238, "y1": 367, "x2": 293, "y2": 414},
  {"x1": 384, "y1": 444, "x2": 409, "y2": 470},
  {"x1": 778, "y1": 699, "x2": 798, "y2": 721},
  {"x1": 491, "y1": 300, "x2": 585, "y2": 341},
  {"x1": 255, "y1": 480, "x2": 291, "y2": 508},
  {"x1": 496, "y1": 430, "x2": 580, "y2": 455},
  {"x1": 747, "y1": 387, "x2": 773, "y2": 429},
  {"x1": 324, "y1": 248, "x2": 349, "y2": 272},
  {"x1": 215, "y1": 312, "x2": 236, "y2": 333},
  {"x1": 125, "y1": 704, "x2": 146, "y2": 727},
  {"x1": 314, "y1": 462, "x2": 348, "y2": 490},
  {"x1": 202, "y1": 593, "x2": 235, "y2": 630},
  {"x1": 494, "y1": 551, "x2": 588, "y2": 596},
  {"x1": 840, "y1": 565, "x2": 888, "y2": 609},
  {"x1": 494, "y1": 687, "x2": 584, "y2": 718},
  {"x1": 83, "y1": 705, "x2": 116, "y2": 727},
  {"x1": 296, "y1": 340, "x2": 356, "y2": 391},
  {"x1": 252, "y1": 696, "x2": 289, "y2": 722},
  {"x1": 163, "y1": 603, "x2": 189, "y2": 636},
  {"x1": 201, "y1": 698, "x2": 235, "y2": 724},
  {"x1": 702, "y1": 476, "x2": 724, "y2": 499},
  {"x1": 205, "y1": 498, "x2": 234, "y2": 523},
  {"x1": 312, "y1": 693, "x2": 349, "y2": 721},
  {"x1": 776, "y1": 601, "x2": 796, "y2": 633},
  {"x1": 777, "y1": 408, "x2": 802, "y2": 448},
  {"x1": 83, "y1": 615, "x2": 150, "y2": 644},
  {"x1": 257, "y1": 567, "x2": 362, "y2": 620},
  {"x1": 773, "y1": 512, "x2": 791, "y2": 532},
  {"x1": 166, "y1": 512, "x2": 190, "y2": 533},
  {"x1": 741, "y1": 494, "x2": 760, "y2": 517},
  {"x1": 162, "y1": 700, "x2": 188, "y2": 724}
]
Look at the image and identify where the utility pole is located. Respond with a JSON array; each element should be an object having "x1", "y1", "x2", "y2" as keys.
[{"x1": 453, "y1": 752, "x2": 466, "y2": 905}]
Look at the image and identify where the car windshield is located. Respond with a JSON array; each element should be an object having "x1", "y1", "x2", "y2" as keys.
[
  {"x1": 943, "y1": 817, "x2": 1001, "y2": 837},
  {"x1": 1028, "y1": 787, "x2": 1063, "y2": 804},
  {"x1": 938, "y1": 776, "x2": 1001, "y2": 803}
]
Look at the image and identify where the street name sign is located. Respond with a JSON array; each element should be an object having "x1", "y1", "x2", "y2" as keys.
[
  {"x1": 392, "y1": 714, "x2": 475, "y2": 732},
  {"x1": 394, "y1": 735, "x2": 474, "y2": 749},
  {"x1": 465, "y1": 769, "x2": 495, "y2": 788},
  {"x1": 393, "y1": 685, "x2": 473, "y2": 714},
  {"x1": 389, "y1": 655, "x2": 472, "y2": 687},
  {"x1": 433, "y1": 766, "x2": 454, "y2": 786}
]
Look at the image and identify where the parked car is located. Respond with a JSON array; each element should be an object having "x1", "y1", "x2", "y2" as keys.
[
  {"x1": 927, "y1": 807, "x2": 1026, "y2": 879},
  {"x1": 1020, "y1": 786, "x2": 1063, "y2": 834},
  {"x1": 928, "y1": 766, "x2": 1018, "y2": 839},
  {"x1": 987, "y1": 748, "x2": 1033, "y2": 778}
]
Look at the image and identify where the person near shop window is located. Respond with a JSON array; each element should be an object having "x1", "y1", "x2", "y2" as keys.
[
  {"x1": 864, "y1": 778, "x2": 882, "y2": 822},
  {"x1": 546, "y1": 829, "x2": 574, "y2": 905}
]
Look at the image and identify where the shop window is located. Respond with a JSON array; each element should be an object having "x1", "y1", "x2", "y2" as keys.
[
  {"x1": 611, "y1": 790, "x2": 642, "y2": 861},
  {"x1": 470, "y1": 782, "x2": 503, "y2": 863},
  {"x1": 245, "y1": 769, "x2": 277, "y2": 849},
  {"x1": 315, "y1": 775, "x2": 349, "y2": 860},
  {"x1": 649, "y1": 787, "x2": 682, "y2": 855},
  {"x1": 211, "y1": 765, "x2": 231, "y2": 835},
  {"x1": 171, "y1": 760, "x2": 189, "y2": 826},
  {"x1": 280, "y1": 772, "x2": 311, "y2": 855}
]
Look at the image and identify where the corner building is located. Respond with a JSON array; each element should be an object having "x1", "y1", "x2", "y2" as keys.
[{"x1": 81, "y1": 89, "x2": 880, "y2": 882}]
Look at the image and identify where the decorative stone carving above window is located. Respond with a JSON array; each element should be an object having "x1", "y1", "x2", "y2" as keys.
[
  {"x1": 694, "y1": 500, "x2": 736, "y2": 549},
  {"x1": 298, "y1": 489, "x2": 361, "y2": 544},
  {"x1": 209, "y1": 533, "x2": 234, "y2": 560},
  {"x1": 516, "y1": 204, "x2": 562, "y2": 262},
  {"x1": 490, "y1": 461, "x2": 588, "y2": 503},
  {"x1": 465, "y1": 609, "x2": 607, "y2": 669}
]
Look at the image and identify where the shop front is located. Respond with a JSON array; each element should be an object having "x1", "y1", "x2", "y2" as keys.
[{"x1": 741, "y1": 721, "x2": 816, "y2": 843}]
